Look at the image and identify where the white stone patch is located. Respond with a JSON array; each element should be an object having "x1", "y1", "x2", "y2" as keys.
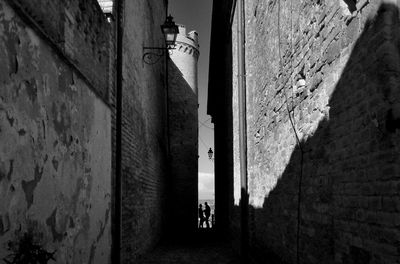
[{"x1": 97, "y1": 0, "x2": 113, "y2": 14}]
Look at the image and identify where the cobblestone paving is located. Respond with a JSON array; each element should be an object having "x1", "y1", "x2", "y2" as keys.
[{"x1": 136, "y1": 240, "x2": 240, "y2": 264}]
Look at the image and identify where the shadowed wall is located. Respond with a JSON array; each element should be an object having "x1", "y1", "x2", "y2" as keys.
[
  {"x1": 119, "y1": 0, "x2": 169, "y2": 262},
  {"x1": 210, "y1": 0, "x2": 400, "y2": 263},
  {"x1": 231, "y1": 1, "x2": 400, "y2": 263},
  {"x1": 0, "y1": 0, "x2": 112, "y2": 262},
  {"x1": 167, "y1": 25, "x2": 199, "y2": 237}
]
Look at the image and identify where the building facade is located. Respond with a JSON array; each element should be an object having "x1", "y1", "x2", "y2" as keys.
[{"x1": 209, "y1": 0, "x2": 400, "y2": 263}]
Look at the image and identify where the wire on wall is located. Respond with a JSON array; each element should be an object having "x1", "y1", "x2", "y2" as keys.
[
  {"x1": 277, "y1": 1, "x2": 304, "y2": 264},
  {"x1": 199, "y1": 118, "x2": 214, "y2": 130},
  {"x1": 114, "y1": 0, "x2": 124, "y2": 263},
  {"x1": 199, "y1": 135, "x2": 210, "y2": 149}
]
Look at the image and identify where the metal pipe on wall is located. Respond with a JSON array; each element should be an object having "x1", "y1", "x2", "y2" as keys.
[
  {"x1": 237, "y1": 0, "x2": 248, "y2": 262},
  {"x1": 165, "y1": 27, "x2": 173, "y2": 238},
  {"x1": 113, "y1": 0, "x2": 123, "y2": 263}
]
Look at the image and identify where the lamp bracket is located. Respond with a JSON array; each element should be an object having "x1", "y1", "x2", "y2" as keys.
[{"x1": 142, "y1": 46, "x2": 175, "y2": 65}]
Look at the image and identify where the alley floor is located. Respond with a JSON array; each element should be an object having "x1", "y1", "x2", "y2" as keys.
[{"x1": 136, "y1": 230, "x2": 240, "y2": 264}]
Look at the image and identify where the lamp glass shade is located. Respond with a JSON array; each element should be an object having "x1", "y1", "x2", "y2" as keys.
[
  {"x1": 164, "y1": 31, "x2": 177, "y2": 46},
  {"x1": 161, "y1": 15, "x2": 179, "y2": 47}
]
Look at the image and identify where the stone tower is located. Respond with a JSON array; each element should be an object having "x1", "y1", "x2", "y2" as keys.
[
  {"x1": 170, "y1": 25, "x2": 200, "y2": 94},
  {"x1": 168, "y1": 24, "x2": 199, "y2": 236}
]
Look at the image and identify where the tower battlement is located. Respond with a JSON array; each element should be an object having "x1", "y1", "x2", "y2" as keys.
[
  {"x1": 170, "y1": 23, "x2": 199, "y2": 95},
  {"x1": 175, "y1": 24, "x2": 200, "y2": 59}
]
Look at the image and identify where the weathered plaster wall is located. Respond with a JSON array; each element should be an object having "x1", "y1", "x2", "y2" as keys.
[
  {"x1": 233, "y1": 0, "x2": 400, "y2": 263},
  {"x1": 0, "y1": 0, "x2": 112, "y2": 263},
  {"x1": 8, "y1": 0, "x2": 111, "y2": 101},
  {"x1": 120, "y1": 0, "x2": 168, "y2": 261}
]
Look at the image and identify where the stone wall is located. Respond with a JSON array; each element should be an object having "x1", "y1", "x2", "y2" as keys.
[
  {"x1": 8, "y1": 0, "x2": 111, "y2": 101},
  {"x1": 232, "y1": 0, "x2": 400, "y2": 263},
  {"x1": 0, "y1": 0, "x2": 178, "y2": 262},
  {"x1": 0, "y1": 0, "x2": 112, "y2": 263},
  {"x1": 171, "y1": 25, "x2": 200, "y2": 94},
  {"x1": 120, "y1": 0, "x2": 168, "y2": 261},
  {"x1": 167, "y1": 25, "x2": 199, "y2": 235}
]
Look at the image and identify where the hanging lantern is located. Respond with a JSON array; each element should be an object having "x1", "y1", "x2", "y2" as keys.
[{"x1": 161, "y1": 15, "x2": 179, "y2": 48}]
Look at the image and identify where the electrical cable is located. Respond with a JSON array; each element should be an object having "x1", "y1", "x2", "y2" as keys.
[
  {"x1": 199, "y1": 124, "x2": 214, "y2": 130},
  {"x1": 292, "y1": 3, "x2": 305, "y2": 264},
  {"x1": 277, "y1": 1, "x2": 304, "y2": 264},
  {"x1": 114, "y1": 0, "x2": 124, "y2": 262},
  {"x1": 199, "y1": 118, "x2": 214, "y2": 130},
  {"x1": 201, "y1": 117, "x2": 212, "y2": 123},
  {"x1": 198, "y1": 117, "x2": 213, "y2": 159}
]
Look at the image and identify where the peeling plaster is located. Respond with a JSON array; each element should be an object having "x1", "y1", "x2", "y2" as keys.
[
  {"x1": 0, "y1": 1, "x2": 112, "y2": 263},
  {"x1": 46, "y1": 208, "x2": 64, "y2": 242},
  {"x1": 21, "y1": 164, "x2": 43, "y2": 209},
  {"x1": 0, "y1": 159, "x2": 13, "y2": 181}
]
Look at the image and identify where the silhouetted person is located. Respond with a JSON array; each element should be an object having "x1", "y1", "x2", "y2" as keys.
[
  {"x1": 198, "y1": 204, "x2": 204, "y2": 228},
  {"x1": 204, "y1": 202, "x2": 211, "y2": 228}
]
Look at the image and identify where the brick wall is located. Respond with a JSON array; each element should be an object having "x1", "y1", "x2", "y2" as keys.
[
  {"x1": 0, "y1": 0, "x2": 112, "y2": 263},
  {"x1": 119, "y1": 0, "x2": 168, "y2": 262},
  {"x1": 232, "y1": 0, "x2": 400, "y2": 263}
]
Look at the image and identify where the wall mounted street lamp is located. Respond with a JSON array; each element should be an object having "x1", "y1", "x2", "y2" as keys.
[{"x1": 143, "y1": 15, "x2": 179, "y2": 65}]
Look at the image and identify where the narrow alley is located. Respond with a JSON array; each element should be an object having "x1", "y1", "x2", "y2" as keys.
[
  {"x1": 137, "y1": 243, "x2": 238, "y2": 264},
  {"x1": 136, "y1": 234, "x2": 240, "y2": 264}
]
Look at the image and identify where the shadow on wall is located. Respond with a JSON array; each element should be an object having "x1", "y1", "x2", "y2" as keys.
[
  {"x1": 165, "y1": 59, "x2": 199, "y2": 241},
  {"x1": 235, "y1": 3, "x2": 400, "y2": 264}
]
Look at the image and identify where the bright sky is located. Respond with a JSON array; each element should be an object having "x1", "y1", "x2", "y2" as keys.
[{"x1": 169, "y1": 0, "x2": 214, "y2": 200}]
